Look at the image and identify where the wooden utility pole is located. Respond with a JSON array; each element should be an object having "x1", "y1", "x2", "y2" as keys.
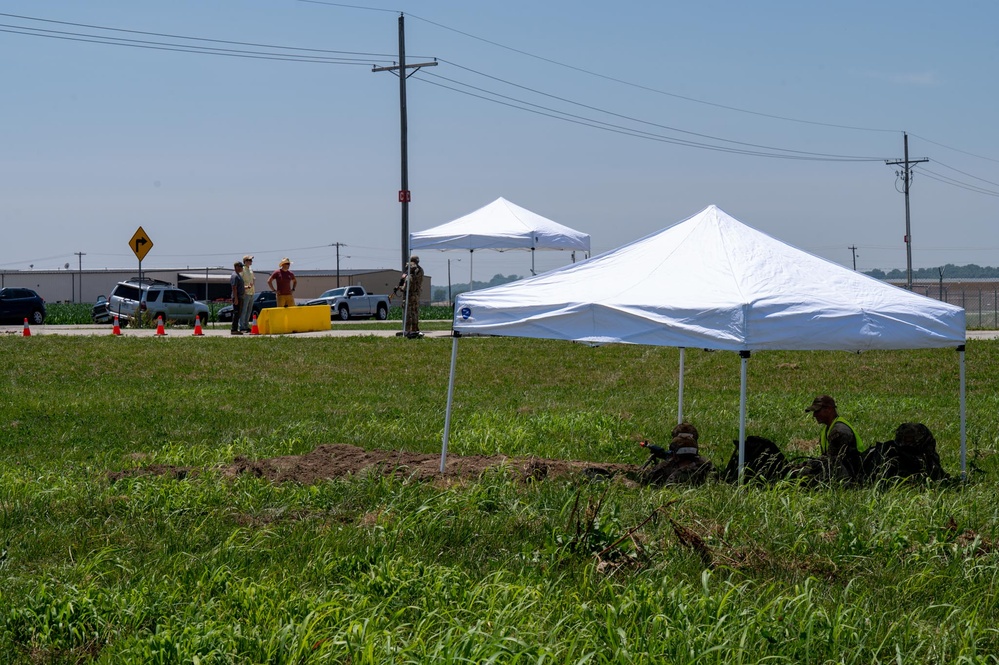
[
  {"x1": 331, "y1": 242, "x2": 347, "y2": 286},
  {"x1": 74, "y1": 251, "x2": 86, "y2": 302},
  {"x1": 886, "y1": 132, "x2": 928, "y2": 290},
  {"x1": 372, "y1": 14, "x2": 437, "y2": 271},
  {"x1": 848, "y1": 245, "x2": 858, "y2": 271}
]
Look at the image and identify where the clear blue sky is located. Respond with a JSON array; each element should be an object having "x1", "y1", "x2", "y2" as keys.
[{"x1": 2, "y1": 0, "x2": 997, "y2": 287}]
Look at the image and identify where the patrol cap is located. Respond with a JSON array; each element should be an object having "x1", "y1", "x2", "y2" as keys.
[{"x1": 805, "y1": 395, "x2": 836, "y2": 412}]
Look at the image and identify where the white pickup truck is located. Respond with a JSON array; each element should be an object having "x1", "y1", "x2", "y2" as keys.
[{"x1": 304, "y1": 285, "x2": 391, "y2": 321}]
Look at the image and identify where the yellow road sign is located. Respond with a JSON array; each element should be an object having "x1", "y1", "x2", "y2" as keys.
[{"x1": 129, "y1": 226, "x2": 153, "y2": 261}]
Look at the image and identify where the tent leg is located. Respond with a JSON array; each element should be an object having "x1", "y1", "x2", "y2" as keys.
[
  {"x1": 738, "y1": 351, "x2": 750, "y2": 484},
  {"x1": 959, "y1": 345, "x2": 966, "y2": 480},
  {"x1": 677, "y1": 347, "x2": 685, "y2": 425},
  {"x1": 440, "y1": 335, "x2": 460, "y2": 474},
  {"x1": 531, "y1": 247, "x2": 536, "y2": 276},
  {"x1": 469, "y1": 249, "x2": 474, "y2": 294}
]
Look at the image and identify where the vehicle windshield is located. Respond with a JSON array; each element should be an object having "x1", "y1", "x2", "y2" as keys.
[{"x1": 320, "y1": 288, "x2": 347, "y2": 298}]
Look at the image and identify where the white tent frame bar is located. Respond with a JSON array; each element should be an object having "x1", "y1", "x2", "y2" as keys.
[{"x1": 439, "y1": 339, "x2": 969, "y2": 481}]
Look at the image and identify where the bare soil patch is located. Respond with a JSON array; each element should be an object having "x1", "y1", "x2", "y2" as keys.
[{"x1": 108, "y1": 443, "x2": 641, "y2": 485}]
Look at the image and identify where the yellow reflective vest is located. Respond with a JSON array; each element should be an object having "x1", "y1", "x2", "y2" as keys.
[{"x1": 820, "y1": 416, "x2": 863, "y2": 454}]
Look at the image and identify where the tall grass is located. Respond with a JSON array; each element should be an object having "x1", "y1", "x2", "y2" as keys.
[{"x1": 1, "y1": 336, "x2": 998, "y2": 662}]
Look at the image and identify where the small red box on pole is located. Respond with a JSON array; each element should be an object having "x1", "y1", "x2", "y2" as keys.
[{"x1": 398, "y1": 190, "x2": 411, "y2": 203}]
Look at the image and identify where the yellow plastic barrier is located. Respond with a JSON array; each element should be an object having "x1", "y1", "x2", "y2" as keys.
[{"x1": 257, "y1": 305, "x2": 331, "y2": 335}]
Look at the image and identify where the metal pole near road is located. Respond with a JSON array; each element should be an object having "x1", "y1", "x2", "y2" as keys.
[{"x1": 371, "y1": 14, "x2": 437, "y2": 272}]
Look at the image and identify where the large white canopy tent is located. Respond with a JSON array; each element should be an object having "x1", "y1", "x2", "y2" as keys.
[
  {"x1": 439, "y1": 205, "x2": 967, "y2": 478},
  {"x1": 409, "y1": 197, "x2": 591, "y2": 290}
]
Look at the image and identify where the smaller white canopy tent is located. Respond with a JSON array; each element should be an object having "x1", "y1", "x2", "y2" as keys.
[
  {"x1": 439, "y1": 205, "x2": 968, "y2": 478},
  {"x1": 409, "y1": 197, "x2": 591, "y2": 287}
]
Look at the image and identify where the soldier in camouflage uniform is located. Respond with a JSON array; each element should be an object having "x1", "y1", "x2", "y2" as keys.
[
  {"x1": 404, "y1": 255, "x2": 424, "y2": 339},
  {"x1": 643, "y1": 422, "x2": 716, "y2": 486},
  {"x1": 789, "y1": 395, "x2": 863, "y2": 483}
]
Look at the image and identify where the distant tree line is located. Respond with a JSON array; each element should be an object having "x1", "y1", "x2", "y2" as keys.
[
  {"x1": 865, "y1": 264, "x2": 999, "y2": 280},
  {"x1": 432, "y1": 273, "x2": 522, "y2": 303}
]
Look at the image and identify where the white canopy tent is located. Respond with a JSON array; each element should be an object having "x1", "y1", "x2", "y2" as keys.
[
  {"x1": 409, "y1": 197, "x2": 591, "y2": 289},
  {"x1": 439, "y1": 205, "x2": 967, "y2": 478}
]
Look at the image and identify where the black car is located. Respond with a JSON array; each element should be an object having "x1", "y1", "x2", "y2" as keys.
[
  {"x1": 0, "y1": 287, "x2": 46, "y2": 325},
  {"x1": 217, "y1": 291, "x2": 277, "y2": 322}
]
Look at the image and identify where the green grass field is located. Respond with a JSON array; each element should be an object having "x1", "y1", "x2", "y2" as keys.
[{"x1": 1, "y1": 335, "x2": 998, "y2": 663}]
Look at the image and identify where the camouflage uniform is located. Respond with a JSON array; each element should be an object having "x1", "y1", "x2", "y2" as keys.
[
  {"x1": 404, "y1": 255, "x2": 424, "y2": 337},
  {"x1": 790, "y1": 395, "x2": 863, "y2": 483},
  {"x1": 643, "y1": 422, "x2": 715, "y2": 486}
]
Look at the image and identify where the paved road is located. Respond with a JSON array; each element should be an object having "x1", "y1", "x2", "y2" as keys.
[
  {"x1": 2, "y1": 323, "x2": 452, "y2": 338},
  {"x1": 5, "y1": 323, "x2": 999, "y2": 341}
]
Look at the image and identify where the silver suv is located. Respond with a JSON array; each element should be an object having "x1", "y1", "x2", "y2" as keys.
[{"x1": 107, "y1": 278, "x2": 210, "y2": 325}]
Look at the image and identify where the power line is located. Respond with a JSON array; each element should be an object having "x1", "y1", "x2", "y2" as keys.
[
  {"x1": 918, "y1": 169, "x2": 999, "y2": 198},
  {"x1": 0, "y1": 25, "x2": 391, "y2": 65},
  {"x1": 426, "y1": 62, "x2": 885, "y2": 161},
  {"x1": 0, "y1": 11, "x2": 398, "y2": 59},
  {"x1": 9, "y1": 7, "x2": 997, "y2": 194},
  {"x1": 908, "y1": 133, "x2": 999, "y2": 164},
  {"x1": 297, "y1": 1, "x2": 898, "y2": 134},
  {"x1": 413, "y1": 72, "x2": 882, "y2": 162},
  {"x1": 403, "y1": 15, "x2": 899, "y2": 134},
  {"x1": 930, "y1": 160, "x2": 999, "y2": 189}
]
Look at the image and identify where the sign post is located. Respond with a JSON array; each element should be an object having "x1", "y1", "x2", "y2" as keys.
[{"x1": 128, "y1": 226, "x2": 154, "y2": 328}]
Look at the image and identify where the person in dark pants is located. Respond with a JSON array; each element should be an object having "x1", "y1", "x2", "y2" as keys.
[{"x1": 230, "y1": 261, "x2": 245, "y2": 335}]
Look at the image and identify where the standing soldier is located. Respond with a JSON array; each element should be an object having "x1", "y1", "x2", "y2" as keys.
[
  {"x1": 238, "y1": 254, "x2": 255, "y2": 332},
  {"x1": 229, "y1": 260, "x2": 245, "y2": 335},
  {"x1": 404, "y1": 255, "x2": 424, "y2": 339}
]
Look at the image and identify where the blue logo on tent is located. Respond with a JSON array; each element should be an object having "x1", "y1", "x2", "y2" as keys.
[{"x1": 460, "y1": 307, "x2": 471, "y2": 320}]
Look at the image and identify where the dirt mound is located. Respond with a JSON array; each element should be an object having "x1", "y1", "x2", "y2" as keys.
[{"x1": 108, "y1": 443, "x2": 640, "y2": 485}]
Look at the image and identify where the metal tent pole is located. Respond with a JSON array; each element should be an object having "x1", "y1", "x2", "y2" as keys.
[
  {"x1": 677, "y1": 348, "x2": 685, "y2": 424},
  {"x1": 440, "y1": 334, "x2": 460, "y2": 473},
  {"x1": 738, "y1": 351, "x2": 750, "y2": 484},
  {"x1": 959, "y1": 345, "x2": 967, "y2": 479}
]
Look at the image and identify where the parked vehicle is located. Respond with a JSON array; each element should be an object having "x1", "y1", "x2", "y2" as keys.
[
  {"x1": 91, "y1": 295, "x2": 113, "y2": 324},
  {"x1": 106, "y1": 278, "x2": 209, "y2": 324},
  {"x1": 0, "y1": 287, "x2": 46, "y2": 324},
  {"x1": 217, "y1": 291, "x2": 277, "y2": 322},
  {"x1": 305, "y1": 286, "x2": 390, "y2": 321}
]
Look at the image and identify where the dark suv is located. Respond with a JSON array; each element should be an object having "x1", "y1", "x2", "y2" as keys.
[
  {"x1": 217, "y1": 290, "x2": 277, "y2": 322},
  {"x1": 0, "y1": 287, "x2": 46, "y2": 324}
]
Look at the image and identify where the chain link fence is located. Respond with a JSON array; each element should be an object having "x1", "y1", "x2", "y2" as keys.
[{"x1": 901, "y1": 280, "x2": 999, "y2": 329}]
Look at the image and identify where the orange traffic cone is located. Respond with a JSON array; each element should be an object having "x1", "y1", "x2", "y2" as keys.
[
  {"x1": 193, "y1": 315, "x2": 204, "y2": 336},
  {"x1": 22, "y1": 318, "x2": 31, "y2": 337},
  {"x1": 112, "y1": 315, "x2": 122, "y2": 336},
  {"x1": 250, "y1": 313, "x2": 260, "y2": 335},
  {"x1": 155, "y1": 315, "x2": 166, "y2": 336}
]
